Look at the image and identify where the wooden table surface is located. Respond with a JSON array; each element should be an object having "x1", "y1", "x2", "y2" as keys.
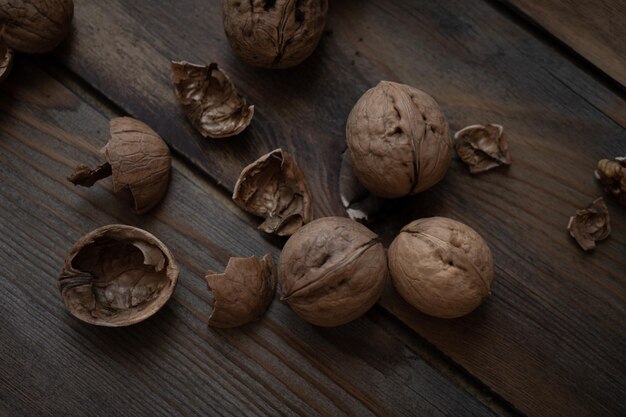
[{"x1": 1, "y1": 1, "x2": 624, "y2": 416}]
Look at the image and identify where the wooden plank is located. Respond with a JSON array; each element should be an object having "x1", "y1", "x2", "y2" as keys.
[
  {"x1": 0, "y1": 61, "x2": 499, "y2": 417},
  {"x1": 498, "y1": 0, "x2": 626, "y2": 89}
]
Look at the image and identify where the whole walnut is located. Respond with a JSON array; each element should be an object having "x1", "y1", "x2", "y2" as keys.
[
  {"x1": 279, "y1": 217, "x2": 388, "y2": 327},
  {"x1": 388, "y1": 217, "x2": 494, "y2": 318},
  {"x1": 223, "y1": 0, "x2": 328, "y2": 69},
  {"x1": 346, "y1": 81, "x2": 452, "y2": 198},
  {"x1": 0, "y1": 0, "x2": 74, "y2": 54}
]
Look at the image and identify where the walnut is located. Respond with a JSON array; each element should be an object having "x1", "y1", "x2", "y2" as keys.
[
  {"x1": 454, "y1": 124, "x2": 512, "y2": 173},
  {"x1": 171, "y1": 61, "x2": 254, "y2": 138},
  {"x1": 567, "y1": 197, "x2": 611, "y2": 251},
  {"x1": 0, "y1": 45, "x2": 12, "y2": 82},
  {"x1": 205, "y1": 255, "x2": 276, "y2": 328},
  {"x1": 58, "y1": 225, "x2": 179, "y2": 326},
  {"x1": 595, "y1": 157, "x2": 626, "y2": 205},
  {"x1": 388, "y1": 217, "x2": 494, "y2": 318},
  {"x1": 279, "y1": 217, "x2": 388, "y2": 327},
  {"x1": 0, "y1": 0, "x2": 74, "y2": 53},
  {"x1": 223, "y1": 0, "x2": 328, "y2": 69},
  {"x1": 68, "y1": 117, "x2": 171, "y2": 214},
  {"x1": 233, "y1": 148, "x2": 312, "y2": 236},
  {"x1": 346, "y1": 81, "x2": 452, "y2": 198}
]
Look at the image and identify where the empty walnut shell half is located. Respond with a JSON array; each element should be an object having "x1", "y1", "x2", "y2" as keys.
[
  {"x1": 0, "y1": 45, "x2": 13, "y2": 82},
  {"x1": 223, "y1": 0, "x2": 328, "y2": 68},
  {"x1": 567, "y1": 197, "x2": 611, "y2": 251},
  {"x1": 346, "y1": 81, "x2": 452, "y2": 198},
  {"x1": 233, "y1": 148, "x2": 312, "y2": 236},
  {"x1": 0, "y1": 0, "x2": 74, "y2": 53},
  {"x1": 454, "y1": 124, "x2": 512, "y2": 174},
  {"x1": 389, "y1": 217, "x2": 494, "y2": 319},
  {"x1": 171, "y1": 61, "x2": 254, "y2": 138},
  {"x1": 68, "y1": 117, "x2": 171, "y2": 214},
  {"x1": 205, "y1": 255, "x2": 276, "y2": 328},
  {"x1": 279, "y1": 217, "x2": 388, "y2": 327},
  {"x1": 595, "y1": 157, "x2": 626, "y2": 205},
  {"x1": 59, "y1": 225, "x2": 179, "y2": 327}
]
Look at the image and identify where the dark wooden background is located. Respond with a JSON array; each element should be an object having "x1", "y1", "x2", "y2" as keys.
[{"x1": 1, "y1": 1, "x2": 624, "y2": 416}]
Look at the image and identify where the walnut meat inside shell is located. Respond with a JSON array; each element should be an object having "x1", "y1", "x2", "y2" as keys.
[
  {"x1": 58, "y1": 225, "x2": 179, "y2": 326},
  {"x1": 205, "y1": 255, "x2": 276, "y2": 328},
  {"x1": 0, "y1": 45, "x2": 13, "y2": 82},
  {"x1": 346, "y1": 81, "x2": 452, "y2": 198},
  {"x1": 567, "y1": 197, "x2": 611, "y2": 251},
  {"x1": 233, "y1": 148, "x2": 312, "y2": 236},
  {"x1": 0, "y1": 0, "x2": 74, "y2": 53},
  {"x1": 223, "y1": 0, "x2": 328, "y2": 69},
  {"x1": 389, "y1": 217, "x2": 494, "y2": 319},
  {"x1": 454, "y1": 124, "x2": 512, "y2": 173},
  {"x1": 171, "y1": 61, "x2": 254, "y2": 138},
  {"x1": 595, "y1": 157, "x2": 626, "y2": 205},
  {"x1": 279, "y1": 217, "x2": 388, "y2": 327}
]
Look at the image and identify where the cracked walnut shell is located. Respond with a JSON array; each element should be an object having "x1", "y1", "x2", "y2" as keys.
[
  {"x1": 454, "y1": 124, "x2": 511, "y2": 173},
  {"x1": 567, "y1": 197, "x2": 611, "y2": 251},
  {"x1": 0, "y1": 45, "x2": 12, "y2": 82},
  {"x1": 279, "y1": 217, "x2": 388, "y2": 327},
  {"x1": 69, "y1": 117, "x2": 171, "y2": 214},
  {"x1": 223, "y1": 0, "x2": 328, "y2": 68},
  {"x1": 171, "y1": 61, "x2": 254, "y2": 138},
  {"x1": 346, "y1": 81, "x2": 452, "y2": 198},
  {"x1": 59, "y1": 225, "x2": 179, "y2": 326},
  {"x1": 595, "y1": 157, "x2": 626, "y2": 205},
  {"x1": 205, "y1": 255, "x2": 276, "y2": 328},
  {"x1": 389, "y1": 217, "x2": 494, "y2": 318}
]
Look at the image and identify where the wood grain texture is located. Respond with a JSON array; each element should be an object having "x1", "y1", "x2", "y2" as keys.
[{"x1": 499, "y1": 0, "x2": 626, "y2": 89}]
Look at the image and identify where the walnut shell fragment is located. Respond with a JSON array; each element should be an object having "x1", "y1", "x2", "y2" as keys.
[
  {"x1": 567, "y1": 197, "x2": 611, "y2": 251},
  {"x1": 171, "y1": 61, "x2": 254, "y2": 138},
  {"x1": 346, "y1": 81, "x2": 452, "y2": 198},
  {"x1": 279, "y1": 217, "x2": 388, "y2": 327},
  {"x1": 0, "y1": 45, "x2": 13, "y2": 82},
  {"x1": 223, "y1": 0, "x2": 328, "y2": 68},
  {"x1": 68, "y1": 117, "x2": 171, "y2": 214},
  {"x1": 0, "y1": 0, "x2": 74, "y2": 53},
  {"x1": 454, "y1": 124, "x2": 512, "y2": 174},
  {"x1": 338, "y1": 150, "x2": 385, "y2": 222},
  {"x1": 595, "y1": 157, "x2": 626, "y2": 205},
  {"x1": 58, "y1": 225, "x2": 179, "y2": 327},
  {"x1": 233, "y1": 148, "x2": 312, "y2": 236},
  {"x1": 205, "y1": 255, "x2": 276, "y2": 328},
  {"x1": 389, "y1": 217, "x2": 494, "y2": 318}
]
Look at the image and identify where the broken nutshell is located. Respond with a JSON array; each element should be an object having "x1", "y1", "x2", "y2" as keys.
[
  {"x1": 388, "y1": 217, "x2": 494, "y2": 319},
  {"x1": 338, "y1": 150, "x2": 386, "y2": 222},
  {"x1": 454, "y1": 124, "x2": 512, "y2": 174},
  {"x1": 205, "y1": 255, "x2": 276, "y2": 328},
  {"x1": 346, "y1": 81, "x2": 452, "y2": 199},
  {"x1": 279, "y1": 217, "x2": 388, "y2": 327},
  {"x1": 567, "y1": 197, "x2": 611, "y2": 251},
  {"x1": 595, "y1": 157, "x2": 626, "y2": 205},
  {"x1": 223, "y1": 0, "x2": 329, "y2": 68},
  {"x1": 232, "y1": 148, "x2": 312, "y2": 236},
  {"x1": 0, "y1": 45, "x2": 12, "y2": 82},
  {"x1": 171, "y1": 61, "x2": 254, "y2": 138},
  {"x1": 68, "y1": 117, "x2": 171, "y2": 214},
  {"x1": 58, "y1": 225, "x2": 179, "y2": 326}
]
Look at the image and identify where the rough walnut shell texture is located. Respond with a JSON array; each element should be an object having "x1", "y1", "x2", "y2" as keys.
[
  {"x1": 205, "y1": 255, "x2": 276, "y2": 328},
  {"x1": 454, "y1": 124, "x2": 512, "y2": 173},
  {"x1": 223, "y1": 0, "x2": 328, "y2": 69},
  {"x1": 389, "y1": 217, "x2": 494, "y2": 319},
  {"x1": 0, "y1": 0, "x2": 74, "y2": 53},
  {"x1": 0, "y1": 46, "x2": 12, "y2": 82},
  {"x1": 347, "y1": 81, "x2": 452, "y2": 198},
  {"x1": 58, "y1": 225, "x2": 179, "y2": 327},
  {"x1": 595, "y1": 157, "x2": 626, "y2": 205},
  {"x1": 567, "y1": 197, "x2": 611, "y2": 251},
  {"x1": 171, "y1": 61, "x2": 254, "y2": 138},
  {"x1": 233, "y1": 148, "x2": 312, "y2": 236},
  {"x1": 279, "y1": 217, "x2": 388, "y2": 327}
]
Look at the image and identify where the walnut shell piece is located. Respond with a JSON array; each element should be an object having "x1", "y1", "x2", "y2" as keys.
[
  {"x1": 171, "y1": 61, "x2": 254, "y2": 138},
  {"x1": 595, "y1": 157, "x2": 626, "y2": 205},
  {"x1": 205, "y1": 255, "x2": 276, "y2": 328},
  {"x1": 454, "y1": 124, "x2": 512, "y2": 174},
  {"x1": 279, "y1": 217, "x2": 388, "y2": 327},
  {"x1": 567, "y1": 197, "x2": 611, "y2": 251},
  {"x1": 68, "y1": 117, "x2": 171, "y2": 214},
  {"x1": 0, "y1": 45, "x2": 13, "y2": 82},
  {"x1": 223, "y1": 0, "x2": 329, "y2": 69},
  {"x1": 0, "y1": 0, "x2": 74, "y2": 53},
  {"x1": 346, "y1": 81, "x2": 452, "y2": 198},
  {"x1": 233, "y1": 148, "x2": 312, "y2": 236},
  {"x1": 58, "y1": 225, "x2": 179, "y2": 326},
  {"x1": 388, "y1": 217, "x2": 494, "y2": 319}
]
